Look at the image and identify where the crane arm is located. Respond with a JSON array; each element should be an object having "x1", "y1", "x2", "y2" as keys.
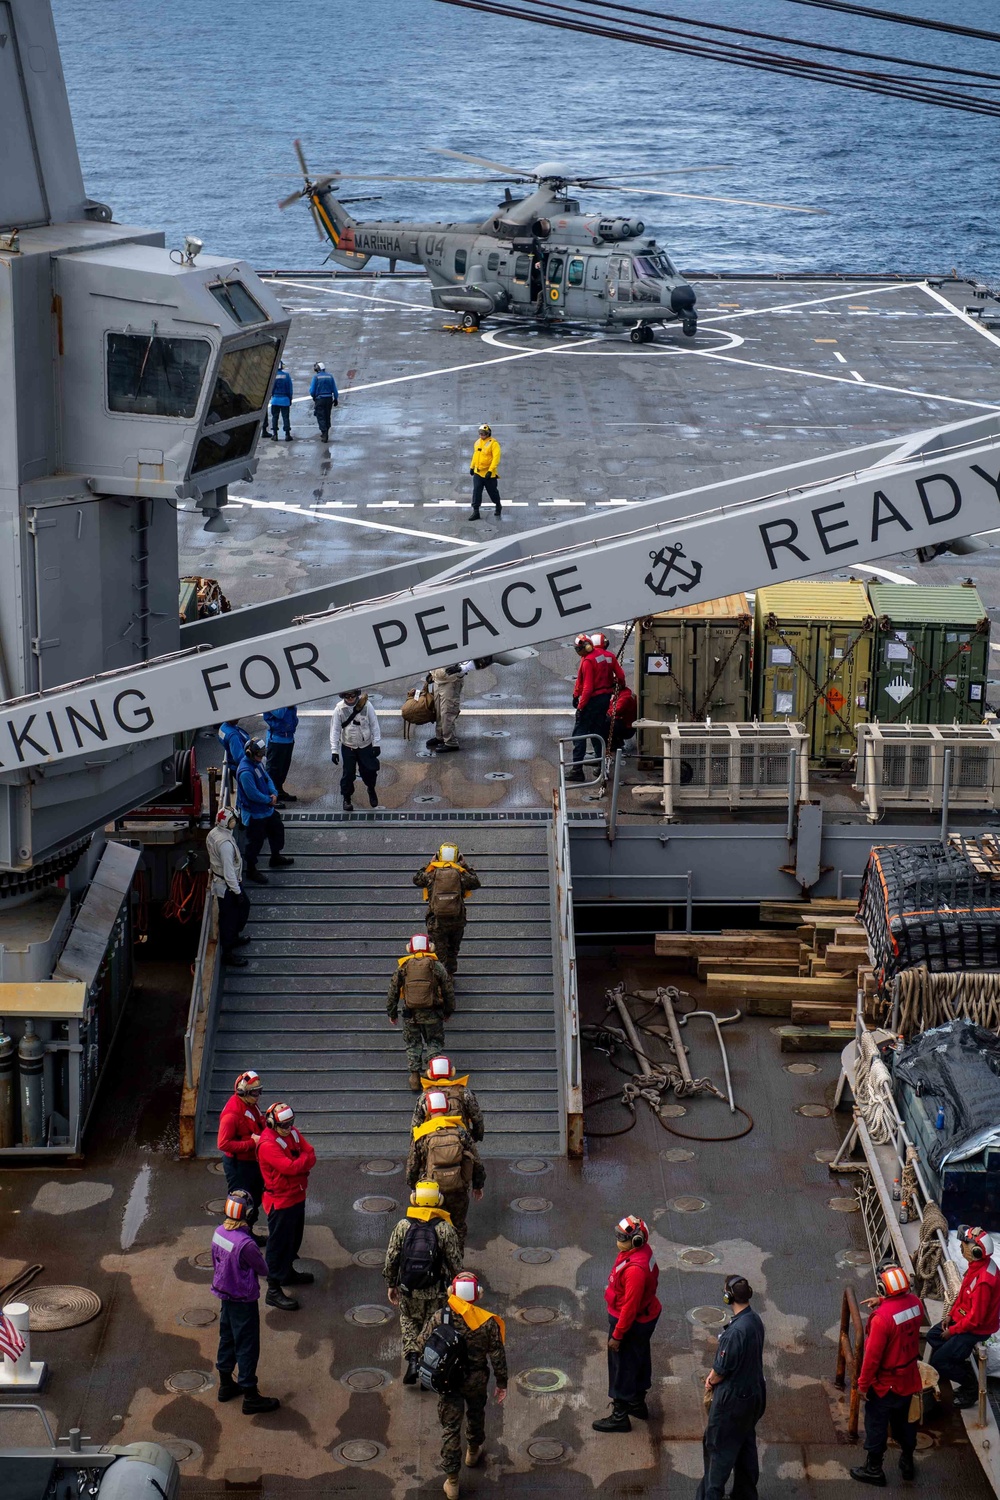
[{"x1": 2, "y1": 425, "x2": 1000, "y2": 773}]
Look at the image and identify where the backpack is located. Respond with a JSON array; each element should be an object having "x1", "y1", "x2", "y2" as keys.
[
  {"x1": 402, "y1": 679, "x2": 436, "y2": 738},
  {"x1": 398, "y1": 1219, "x2": 442, "y2": 1292},
  {"x1": 424, "y1": 1126, "x2": 470, "y2": 1193},
  {"x1": 402, "y1": 954, "x2": 437, "y2": 1011},
  {"x1": 429, "y1": 865, "x2": 464, "y2": 920},
  {"x1": 419, "y1": 1309, "x2": 469, "y2": 1394}
]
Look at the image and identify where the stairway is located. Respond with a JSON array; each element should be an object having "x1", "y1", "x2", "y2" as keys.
[{"x1": 198, "y1": 815, "x2": 563, "y2": 1158}]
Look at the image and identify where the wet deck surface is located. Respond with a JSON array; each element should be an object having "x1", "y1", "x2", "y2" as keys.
[
  {"x1": 177, "y1": 274, "x2": 1000, "y2": 819},
  {"x1": 0, "y1": 951, "x2": 988, "y2": 1495}
]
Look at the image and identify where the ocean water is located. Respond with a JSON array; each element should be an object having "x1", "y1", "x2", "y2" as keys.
[{"x1": 53, "y1": 0, "x2": 999, "y2": 276}]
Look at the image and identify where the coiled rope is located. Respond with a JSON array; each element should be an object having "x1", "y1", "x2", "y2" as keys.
[{"x1": 892, "y1": 966, "x2": 1000, "y2": 1038}]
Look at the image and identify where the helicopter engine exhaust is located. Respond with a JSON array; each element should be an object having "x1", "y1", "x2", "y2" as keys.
[{"x1": 597, "y1": 218, "x2": 644, "y2": 241}]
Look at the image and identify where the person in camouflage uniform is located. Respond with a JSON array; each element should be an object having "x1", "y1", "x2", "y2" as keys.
[
  {"x1": 386, "y1": 934, "x2": 455, "y2": 1090},
  {"x1": 413, "y1": 844, "x2": 481, "y2": 975},
  {"x1": 419, "y1": 1271, "x2": 508, "y2": 1498},
  {"x1": 412, "y1": 1056, "x2": 485, "y2": 1143},
  {"x1": 383, "y1": 1182, "x2": 463, "y2": 1384},
  {"x1": 407, "y1": 1101, "x2": 485, "y2": 1254}
]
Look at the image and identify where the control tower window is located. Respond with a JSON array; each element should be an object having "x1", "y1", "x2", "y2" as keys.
[
  {"x1": 106, "y1": 333, "x2": 210, "y2": 418},
  {"x1": 205, "y1": 340, "x2": 280, "y2": 426},
  {"x1": 192, "y1": 420, "x2": 259, "y2": 474},
  {"x1": 209, "y1": 280, "x2": 267, "y2": 326}
]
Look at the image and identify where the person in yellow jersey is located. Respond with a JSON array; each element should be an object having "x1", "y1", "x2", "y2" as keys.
[
  {"x1": 407, "y1": 1091, "x2": 484, "y2": 1253},
  {"x1": 384, "y1": 1180, "x2": 463, "y2": 1386},
  {"x1": 417, "y1": 1271, "x2": 508, "y2": 1498},
  {"x1": 467, "y1": 423, "x2": 502, "y2": 521},
  {"x1": 413, "y1": 843, "x2": 481, "y2": 974}
]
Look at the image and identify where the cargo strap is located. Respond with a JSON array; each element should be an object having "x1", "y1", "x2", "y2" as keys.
[
  {"x1": 771, "y1": 619, "x2": 873, "y2": 741},
  {"x1": 693, "y1": 618, "x2": 751, "y2": 720}
]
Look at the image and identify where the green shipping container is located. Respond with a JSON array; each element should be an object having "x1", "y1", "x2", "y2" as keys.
[
  {"x1": 754, "y1": 580, "x2": 874, "y2": 765},
  {"x1": 635, "y1": 595, "x2": 752, "y2": 759},
  {"x1": 867, "y1": 582, "x2": 990, "y2": 725}
]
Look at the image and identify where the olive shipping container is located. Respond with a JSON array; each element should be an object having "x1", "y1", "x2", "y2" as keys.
[
  {"x1": 754, "y1": 580, "x2": 874, "y2": 765},
  {"x1": 867, "y1": 582, "x2": 989, "y2": 726},
  {"x1": 635, "y1": 596, "x2": 752, "y2": 759}
]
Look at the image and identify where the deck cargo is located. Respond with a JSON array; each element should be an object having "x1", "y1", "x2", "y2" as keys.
[
  {"x1": 635, "y1": 595, "x2": 751, "y2": 759},
  {"x1": 867, "y1": 581, "x2": 989, "y2": 726}
]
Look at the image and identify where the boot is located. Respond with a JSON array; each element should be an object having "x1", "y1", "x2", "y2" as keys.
[
  {"x1": 245, "y1": 867, "x2": 269, "y2": 885},
  {"x1": 234, "y1": 934, "x2": 251, "y2": 947},
  {"x1": 426, "y1": 738, "x2": 442, "y2": 749},
  {"x1": 899, "y1": 1451, "x2": 916, "y2": 1481},
  {"x1": 565, "y1": 768, "x2": 585, "y2": 784},
  {"x1": 281, "y1": 792, "x2": 298, "y2": 803},
  {"x1": 954, "y1": 1382, "x2": 980, "y2": 1409},
  {"x1": 269, "y1": 854, "x2": 294, "y2": 868},
  {"x1": 403, "y1": 1354, "x2": 420, "y2": 1385},
  {"x1": 408, "y1": 1072, "x2": 421, "y2": 1092},
  {"x1": 368, "y1": 787, "x2": 379, "y2": 808},
  {"x1": 629, "y1": 1398, "x2": 649, "y2": 1419},
  {"x1": 241, "y1": 1386, "x2": 280, "y2": 1415},
  {"x1": 265, "y1": 1285, "x2": 299, "y2": 1312},
  {"x1": 286, "y1": 434, "x2": 295, "y2": 441},
  {"x1": 343, "y1": 797, "x2": 353, "y2": 812},
  {"x1": 222, "y1": 951, "x2": 249, "y2": 967},
  {"x1": 284, "y1": 1267, "x2": 314, "y2": 1285},
  {"x1": 592, "y1": 1403, "x2": 632, "y2": 1432},
  {"x1": 443, "y1": 1478, "x2": 460, "y2": 1500},
  {"x1": 494, "y1": 505, "x2": 502, "y2": 517},
  {"x1": 217, "y1": 1371, "x2": 240, "y2": 1403},
  {"x1": 437, "y1": 743, "x2": 460, "y2": 754},
  {"x1": 464, "y1": 1444, "x2": 483, "y2": 1468},
  {"x1": 850, "y1": 1454, "x2": 887, "y2": 1486},
  {"x1": 467, "y1": 511, "x2": 481, "y2": 522}
]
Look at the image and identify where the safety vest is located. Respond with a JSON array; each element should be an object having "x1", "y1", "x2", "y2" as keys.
[
  {"x1": 420, "y1": 1072, "x2": 470, "y2": 1090},
  {"x1": 412, "y1": 1114, "x2": 465, "y2": 1142},
  {"x1": 406, "y1": 1205, "x2": 453, "y2": 1224},
  {"x1": 448, "y1": 1294, "x2": 506, "y2": 1342}
]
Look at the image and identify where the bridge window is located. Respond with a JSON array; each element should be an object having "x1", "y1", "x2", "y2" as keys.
[
  {"x1": 455, "y1": 248, "x2": 467, "y2": 277},
  {"x1": 209, "y1": 280, "x2": 267, "y2": 326},
  {"x1": 205, "y1": 339, "x2": 281, "y2": 425},
  {"x1": 567, "y1": 258, "x2": 585, "y2": 286},
  {"x1": 106, "y1": 333, "x2": 210, "y2": 418},
  {"x1": 487, "y1": 251, "x2": 500, "y2": 272},
  {"x1": 192, "y1": 420, "x2": 260, "y2": 474}
]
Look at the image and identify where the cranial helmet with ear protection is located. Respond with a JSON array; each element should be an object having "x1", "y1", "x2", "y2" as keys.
[
  {"x1": 451, "y1": 1272, "x2": 482, "y2": 1303},
  {"x1": 959, "y1": 1225, "x2": 995, "y2": 1261},
  {"x1": 616, "y1": 1214, "x2": 648, "y2": 1249},
  {"x1": 876, "y1": 1265, "x2": 910, "y2": 1297},
  {"x1": 265, "y1": 1101, "x2": 295, "y2": 1130}
]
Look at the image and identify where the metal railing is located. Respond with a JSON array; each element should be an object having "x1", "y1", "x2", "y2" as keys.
[
  {"x1": 552, "y1": 742, "x2": 592, "y2": 1157},
  {"x1": 183, "y1": 765, "x2": 231, "y2": 1089}
]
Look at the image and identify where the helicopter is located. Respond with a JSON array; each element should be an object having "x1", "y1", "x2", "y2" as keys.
[{"x1": 279, "y1": 144, "x2": 825, "y2": 343}]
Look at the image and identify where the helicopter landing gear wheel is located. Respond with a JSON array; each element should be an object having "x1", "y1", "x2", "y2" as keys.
[
  {"x1": 682, "y1": 316, "x2": 697, "y2": 339},
  {"x1": 629, "y1": 325, "x2": 645, "y2": 344},
  {"x1": 642, "y1": 325, "x2": 656, "y2": 343},
  {"x1": 461, "y1": 312, "x2": 481, "y2": 330}
]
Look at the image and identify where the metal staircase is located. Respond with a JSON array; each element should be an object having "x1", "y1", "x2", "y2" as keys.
[{"x1": 198, "y1": 815, "x2": 563, "y2": 1158}]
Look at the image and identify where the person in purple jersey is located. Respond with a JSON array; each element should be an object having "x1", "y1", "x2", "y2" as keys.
[{"x1": 211, "y1": 1190, "x2": 281, "y2": 1416}]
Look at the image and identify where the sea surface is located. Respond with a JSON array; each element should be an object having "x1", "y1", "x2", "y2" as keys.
[{"x1": 53, "y1": 0, "x2": 999, "y2": 276}]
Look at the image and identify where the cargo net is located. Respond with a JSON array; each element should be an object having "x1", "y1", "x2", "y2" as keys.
[{"x1": 859, "y1": 839, "x2": 1000, "y2": 987}]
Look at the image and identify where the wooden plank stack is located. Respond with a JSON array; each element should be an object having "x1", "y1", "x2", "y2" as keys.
[{"x1": 655, "y1": 899, "x2": 874, "y2": 1050}]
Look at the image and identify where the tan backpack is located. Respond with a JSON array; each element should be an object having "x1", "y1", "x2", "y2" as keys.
[
  {"x1": 424, "y1": 1127, "x2": 471, "y2": 1193},
  {"x1": 402, "y1": 953, "x2": 437, "y2": 1011},
  {"x1": 430, "y1": 865, "x2": 465, "y2": 920},
  {"x1": 401, "y1": 678, "x2": 436, "y2": 739}
]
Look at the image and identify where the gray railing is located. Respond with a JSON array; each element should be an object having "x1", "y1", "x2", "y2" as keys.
[{"x1": 183, "y1": 765, "x2": 231, "y2": 1089}]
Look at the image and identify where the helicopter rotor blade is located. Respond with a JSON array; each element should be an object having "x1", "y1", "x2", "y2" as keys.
[
  {"x1": 433, "y1": 147, "x2": 536, "y2": 177},
  {"x1": 310, "y1": 203, "x2": 326, "y2": 242},
  {"x1": 278, "y1": 186, "x2": 308, "y2": 210},
  {"x1": 293, "y1": 138, "x2": 310, "y2": 181},
  {"x1": 587, "y1": 184, "x2": 828, "y2": 214},
  {"x1": 580, "y1": 166, "x2": 734, "y2": 181}
]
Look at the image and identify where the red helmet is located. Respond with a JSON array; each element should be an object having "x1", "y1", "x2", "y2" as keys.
[
  {"x1": 235, "y1": 1070, "x2": 262, "y2": 1097},
  {"x1": 877, "y1": 1265, "x2": 910, "y2": 1297},
  {"x1": 408, "y1": 934, "x2": 430, "y2": 954},
  {"x1": 616, "y1": 1214, "x2": 649, "y2": 1248},
  {"x1": 426, "y1": 1090, "x2": 450, "y2": 1117},
  {"x1": 959, "y1": 1225, "x2": 995, "y2": 1261},
  {"x1": 450, "y1": 1272, "x2": 482, "y2": 1303},
  {"x1": 574, "y1": 633, "x2": 594, "y2": 655},
  {"x1": 265, "y1": 1101, "x2": 295, "y2": 1129},
  {"x1": 427, "y1": 1056, "x2": 454, "y2": 1080},
  {"x1": 590, "y1": 632, "x2": 610, "y2": 650}
]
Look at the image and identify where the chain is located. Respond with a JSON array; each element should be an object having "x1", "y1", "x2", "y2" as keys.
[
  {"x1": 879, "y1": 623, "x2": 983, "y2": 724},
  {"x1": 771, "y1": 619, "x2": 871, "y2": 739},
  {"x1": 694, "y1": 617, "x2": 751, "y2": 720}
]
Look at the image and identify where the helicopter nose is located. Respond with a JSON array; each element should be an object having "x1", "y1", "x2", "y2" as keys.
[{"x1": 669, "y1": 285, "x2": 697, "y2": 314}]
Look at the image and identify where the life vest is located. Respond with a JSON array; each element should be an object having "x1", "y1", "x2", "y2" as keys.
[
  {"x1": 412, "y1": 1114, "x2": 465, "y2": 1141},
  {"x1": 448, "y1": 1294, "x2": 506, "y2": 1343},
  {"x1": 406, "y1": 1205, "x2": 453, "y2": 1224}
]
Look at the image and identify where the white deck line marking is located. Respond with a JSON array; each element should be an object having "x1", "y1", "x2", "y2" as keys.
[
  {"x1": 296, "y1": 707, "x2": 573, "y2": 717},
  {"x1": 833, "y1": 351, "x2": 848, "y2": 364},
  {"x1": 850, "y1": 370, "x2": 865, "y2": 383},
  {"x1": 849, "y1": 562, "x2": 915, "y2": 585},
  {"x1": 687, "y1": 347, "x2": 1000, "y2": 412},
  {"x1": 270, "y1": 276, "x2": 431, "y2": 315},
  {"x1": 228, "y1": 495, "x2": 481, "y2": 547},
  {"x1": 367, "y1": 502, "x2": 415, "y2": 508},
  {"x1": 696, "y1": 282, "x2": 912, "y2": 326},
  {"x1": 918, "y1": 281, "x2": 1000, "y2": 351}
]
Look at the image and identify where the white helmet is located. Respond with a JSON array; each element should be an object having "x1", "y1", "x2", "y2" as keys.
[
  {"x1": 427, "y1": 1056, "x2": 455, "y2": 1080},
  {"x1": 408, "y1": 934, "x2": 430, "y2": 954},
  {"x1": 450, "y1": 1272, "x2": 482, "y2": 1303},
  {"x1": 426, "y1": 1090, "x2": 450, "y2": 1117}
]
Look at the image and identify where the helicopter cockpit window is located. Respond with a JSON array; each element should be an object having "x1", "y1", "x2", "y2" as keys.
[
  {"x1": 633, "y1": 256, "x2": 664, "y2": 280},
  {"x1": 567, "y1": 258, "x2": 585, "y2": 286},
  {"x1": 454, "y1": 248, "x2": 467, "y2": 277},
  {"x1": 656, "y1": 251, "x2": 678, "y2": 276},
  {"x1": 209, "y1": 280, "x2": 267, "y2": 327},
  {"x1": 547, "y1": 257, "x2": 564, "y2": 283},
  {"x1": 205, "y1": 339, "x2": 281, "y2": 426},
  {"x1": 106, "y1": 333, "x2": 211, "y2": 419},
  {"x1": 487, "y1": 251, "x2": 500, "y2": 272},
  {"x1": 513, "y1": 254, "x2": 531, "y2": 281}
]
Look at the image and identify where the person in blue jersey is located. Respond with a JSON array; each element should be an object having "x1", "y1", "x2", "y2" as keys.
[
  {"x1": 268, "y1": 361, "x2": 294, "y2": 441},
  {"x1": 309, "y1": 361, "x2": 338, "y2": 442},
  {"x1": 262, "y1": 705, "x2": 299, "y2": 808},
  {"x1": 218, "y1": 719, "x2": 250, "y2": 775},
  {"x1": 236, "y1": 738, "x2": 294, "y2": 885}
]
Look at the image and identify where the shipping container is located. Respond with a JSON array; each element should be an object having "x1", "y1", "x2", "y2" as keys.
[
  {"x1": 754, "y1": 580, "x2": 873, "y2": 765},
  {"x1": 867, "y1": 582, "x2": 989, "y2": 726},
  {"x1": 635, "y1": 595, "x2": 752, "y2": 759}
]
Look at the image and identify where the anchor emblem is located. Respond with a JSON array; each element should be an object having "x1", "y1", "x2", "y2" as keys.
[{"x1": 644, "y1": 543, "x2": 703, "y2": 599}]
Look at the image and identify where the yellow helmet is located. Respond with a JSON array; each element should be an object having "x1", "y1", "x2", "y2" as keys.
[
  {"x1": 414, "y1": 1180, "x2": 443, "y2": 1208},
  {"x1": 438, "y1": 843, "x2": 459, "y2": 864}
]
